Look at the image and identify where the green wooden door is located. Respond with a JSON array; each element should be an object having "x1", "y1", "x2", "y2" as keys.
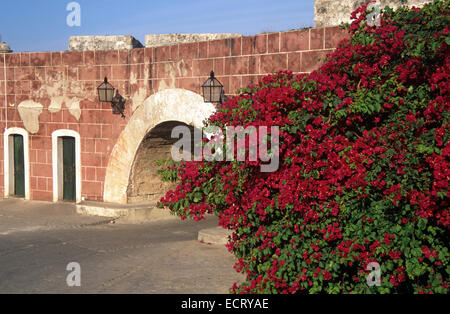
[
  {"x1": 13, "y1": 135, "x2": 25, "y2": 197},
  {"x1": 62, "y1": 137, "x2": 76, "y2": 202}
]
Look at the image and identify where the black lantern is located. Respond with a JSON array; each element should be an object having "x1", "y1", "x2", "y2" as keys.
[
  {"x1": 111, "y1": 90, "x2": 126, "y2": 118},
  {"x1": 97, "y1": 77, "x2": 126, "y2": 118},
  {"x1": 97, "y1": 77, "x2": 115, "y2": 102},
  {"x1": 202, "y1": 71, "x2": 223, "y2": 103}
]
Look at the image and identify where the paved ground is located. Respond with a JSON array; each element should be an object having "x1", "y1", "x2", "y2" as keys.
[{"x1": 0, "y1": 199, "x2": 243, "y2": 294}]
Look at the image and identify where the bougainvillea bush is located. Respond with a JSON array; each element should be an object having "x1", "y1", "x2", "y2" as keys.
[{"x1": 159, "y1": 0, "x2": 449, "y2": 293}]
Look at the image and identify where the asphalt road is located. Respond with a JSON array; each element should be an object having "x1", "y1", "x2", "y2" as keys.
[{"x1": 0, "y1": 199, "x2": 243, "y2": 294}]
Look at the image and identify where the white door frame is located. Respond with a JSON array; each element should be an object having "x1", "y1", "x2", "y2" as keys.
[
  {"x1": 52, "y1": 129, "x2": 81, "y2": 203},
  {"x1": 3, "y1": 127, "x2": 30, "y2": 200}
]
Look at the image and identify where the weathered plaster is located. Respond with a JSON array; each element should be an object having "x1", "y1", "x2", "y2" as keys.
[
  {"x1": 158, "y1": 79, "x2": 175, "y2": 91},
  {"x1": 156, "y1": 60, "x2": 191, "y2": 92},
  {"x1": 47, "y1": 96, "x2": 81, "y2": 120},
  {"x1": 31, "y1": 66, "x2": 83, "y2": 121},
  {"x1": 131, "y1": 87, "x2": 147, "y2": 113},
  {"x1": 34, "y1": 73, "x2": 66, "y2": 98},
  {"x1": 103, "y1": 88, "x2": 216, "y2": 204},
  {"x1": 48, "y1": 96, "x2": 66, "y2": 113},
  {"x1": 65, "y1": 97, "x2": 81, "y2": 120},
  {"x1": 17, "y1": 100, "x2": 43, "y2": 134}
]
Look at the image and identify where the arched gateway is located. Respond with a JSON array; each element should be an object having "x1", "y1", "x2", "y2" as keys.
[{"x1": 103, "y1": 89, "x2": 216, "y2": 204}]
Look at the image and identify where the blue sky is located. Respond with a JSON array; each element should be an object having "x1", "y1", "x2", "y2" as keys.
[{"x1": 0, "y1": 0, "x2": 315, "y2": 52}]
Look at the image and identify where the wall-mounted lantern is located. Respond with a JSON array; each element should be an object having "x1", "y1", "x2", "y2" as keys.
[
  {"x1": 202, "y1": 71, "x2": 224, "y2": 104},
  {"x1": 97, "y1": 77, "x2": 126, "y2": 118}
]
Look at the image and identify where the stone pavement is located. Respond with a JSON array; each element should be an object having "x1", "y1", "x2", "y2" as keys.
[{"x1": 0, "y1": 199, "x2": 244, "y2": 293}]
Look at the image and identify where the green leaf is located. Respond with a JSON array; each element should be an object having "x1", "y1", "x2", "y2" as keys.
[
  {"x1": 193, "y1": 192, "x2": 202, "y2": 203},
  {"x1": 411, "y1": 248, "x2": 422, "y2": 257}
]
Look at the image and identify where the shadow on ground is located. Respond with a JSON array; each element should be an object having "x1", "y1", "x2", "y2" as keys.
[{"x1": 0, "y1": 199, "x2": 244, "y2": 293}]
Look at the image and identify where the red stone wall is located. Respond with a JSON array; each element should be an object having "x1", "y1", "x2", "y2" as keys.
[{"x1": 0, "y1": 26, "x2": 349, "y2": 202}]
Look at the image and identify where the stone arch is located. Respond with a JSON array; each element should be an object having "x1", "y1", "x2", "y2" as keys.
[
  {"x1": 127, "y1": 120, "x2": 201, "y2": 204},
  {"x1": 103, "y1": 88, "x2": 215, "y2": 204}
]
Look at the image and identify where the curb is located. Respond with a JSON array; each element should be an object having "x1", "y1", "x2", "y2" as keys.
[
  {"x1": 76, "y1": 201, "x2": 177, "y2": 223},
  {"x1": 197, "y1": 226, "x2": 231, "y2": 245}
]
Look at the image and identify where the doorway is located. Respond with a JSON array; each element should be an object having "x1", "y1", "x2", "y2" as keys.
[
  {"x1": 3, "y1": 128, "x2": 30, "y2": 199},
  {"x1": 52, "y1": 130, "x2": 81, "y2": 203},
  {"x1": 11, "y1": 134, "x2": 25, "y2": 197},
  {"x1": 62, "y1": 137, "x2": 76, "y2": 201}
]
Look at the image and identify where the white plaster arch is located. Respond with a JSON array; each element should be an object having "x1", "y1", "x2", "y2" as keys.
[
  {"x1": 51, "y1": 129, "x2": 82, "y2": 203},
  {"x1": 104, "y1": 88, "x2": 216, "y2": 204},
  {"x1": 3, "y1": 127, "x2": 30, "y2": 200}
]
